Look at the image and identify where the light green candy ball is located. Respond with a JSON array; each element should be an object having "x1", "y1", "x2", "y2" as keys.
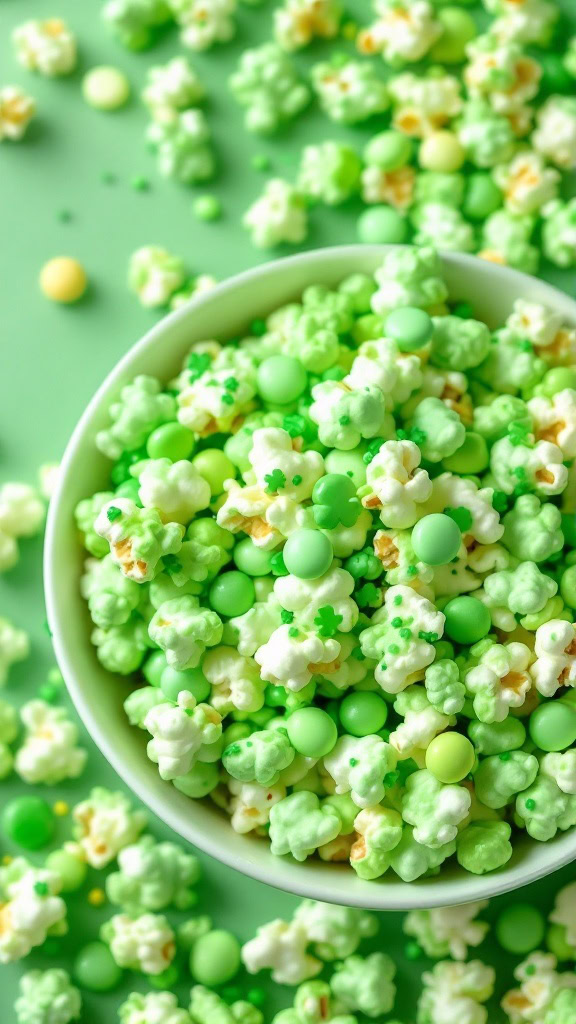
[
  {"x1": 286, "y1": 707, "x2": 337, "y2": 757},
  {"x1": 209, "y1": 571, "x2": 255, "y2": 616},
  {"x1": 257, "y1": 355, "x2": 307, "y2": 405},
  {"x1": 192, "y1": 449, "x2": 236, "y2": 496},
  {"x1": 283, "y1": 529, "x2": 333, "y2": 580},
  {"x1": 46, "y1": 850, "x2": 87, "y2": 892},
  {"x1": 74, "y1": 942, "x2": 123, "y2": 991},
  {"x1": 190, "y1": 929, "x2": 241, "y2": 987},
  {"x1": 234, "y1": 538, "x2": 273, "y2": 577},
  {"x1": 411, "y1": 513, "x2": 461, "y2": 566},
  {"x1": 425, "y1": 732, "x2": 475, "y2": 783},
  {"x1": 496, "y1": 903, "x2": 545, "y2": 955}
]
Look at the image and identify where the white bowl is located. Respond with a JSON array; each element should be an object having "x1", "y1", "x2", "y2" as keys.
[{"x1": 45, "y1": 246, "x2": 576, "y2": 910}]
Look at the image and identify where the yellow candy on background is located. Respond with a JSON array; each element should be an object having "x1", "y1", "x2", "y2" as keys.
[{"x1": 39, "y1": 257, "x2": 87, "y2": 303}]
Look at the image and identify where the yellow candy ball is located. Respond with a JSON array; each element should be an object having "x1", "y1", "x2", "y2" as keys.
[
  {"x1": 419, "y1": 131, "x2": 465, "y2": 173},
  {"x1": 40, "y1": 257, "x2": 87, "y2": 304}
]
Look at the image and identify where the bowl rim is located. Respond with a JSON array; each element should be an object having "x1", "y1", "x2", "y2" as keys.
[{"x1": 45, "y1": 245, "x2": 576, "y2": 910}]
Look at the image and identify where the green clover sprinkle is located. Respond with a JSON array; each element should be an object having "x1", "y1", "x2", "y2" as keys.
[
  {"x1": 188, "y1": 352, "x2": 211, "y2": 381},
  {"x1": 264, "y1": 468, "x2": 287, "y2": 494},
  {"x1": 314, "y1": 604, "x2": 343, "y2": 637},
  {"x1": 312, "y1": 472, "x2": 362, "y2": 530},
  {"x1": 106, "y1": 505, "x2": 122, "y2": 522},
  {"x1": 443, "y1": 506, "x2": 473, "y2": 533}
]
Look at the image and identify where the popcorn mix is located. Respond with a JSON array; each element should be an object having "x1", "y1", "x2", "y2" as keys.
[
  {"x1": 101, "y1": 911, "x2": 176, "y2": 974},
  {"x1": 14, "y1": 700, "x2": 87, "y2": 785},
  {"x1": 0, "y1": 617, "x2": 29, "y2": 685},
  {"x1": 229, "y1": 44, "x2": 310, "y2": 135},
  {"x1": 15, "y1": 969, "x2": 81, "y2": 1024},
  {"x1": 76, "y1": 250, "x2": 576, "y2": 883},
  {"x1": 0, "y1": 86, "x2": 36, "y2": 141},
  {"x1": 0, "y1": 858, "x2": 67, "y2": 964}
]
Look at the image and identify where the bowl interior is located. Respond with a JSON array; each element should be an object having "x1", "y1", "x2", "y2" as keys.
[{"x1": 45, "y1": 246, "x2": 576, "y2": 910}]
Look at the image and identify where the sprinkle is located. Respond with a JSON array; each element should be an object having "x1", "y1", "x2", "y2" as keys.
[
  {"x1": 349, "y1": 758, "x2": 358, "y2": 767},
  {"x1": 34, "y1": 881, "x2": 49, "y2": 896},
  {"x1": 106, "y1": 505, "x2": 122, "y2": 522},
  {"x1": 264, "y1": 468, "x2": 286, "y2": 494},
  {"x1": 339, "y1": 415, "x2": 350, "y2": 425},
  {"x1": 393, "y1": 595, "x2": 403, "y2": 605},
  {"x1": 405, "y1": 941, "x2": 423, "y2": 960},
  {"x1": 87, "y1": 888, "x2": 106, "y2": 907},
  {"x1": 57, "y1": 209, "x2": 73, "y2": 223},
  {"x1": 252, "y1": 154, "x2": 271, "y2": 172},
  {"x1": 53, "y1": 801, "x2": 69, "y2": 817},
  {"x1": 391, "y1": 617, "x2": 403, "y2": 628},
  {"x1": 131, "y1": 176, "x2": 150, "y2": 191},
  {"x1": 281, "y1": 609, "x2": 294, "y2": 624},
  {"x1": 193, "y1": 194, "x2": 222, "y2": 222},
  {"x1": 525, "y1": 798, "x2": 536, "y2": 811},
  {"x1": 292, "y1": 474, "x2": 303, "y2": 485},
  {"x1": 288, "y1": 626, "x2": 299, "y2": 638}
]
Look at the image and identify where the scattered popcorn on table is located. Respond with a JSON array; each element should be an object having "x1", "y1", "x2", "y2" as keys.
[
  {"x1": 229, "y1": 43, "x2": 310, "y2": 135},
  {"x1": 242, "y1": 917, "x2": 321, "y2": 985},
  {"x1": 101, "y1": 911, "x2": 176, "y2": 974},
  {"x1": 418, "y1": 959, "x2": 495, "y2": 1024},
  {"x1": 274, "y1": 0, "x2": 342, "y2": 52},
  {"x1": 311, "y1": 56, "x2": 389, "y2": 125},
  {"x1": 15, "y1": 968, "x2": 81, "y2": 1024},
  {"x1": 404, "y1": 902, "x2": 489, "y2": 961},
  {"x1": 13, "y1": 19, "x2": 77, "y2": 76},
  {"x1": 0, "y1": 857, "x2": 67, "y2": 964},
  {"x1": 501, "y1": 951, "x2": 576, "y2": 1023},
  {"x1": 119, "y1": 990, "x2": 191, "y2": 1024},
  {"x1": 14, "y1": 700, "x2": 87, "y2": 785},
  {"x1": 72, "y1": 787, "x2": 147, "y2": 868},
  {"x1": 0, "y1": 85, "x2": 36, "y2": 141},
  {"x1": 172, "y1": 0, "x2": 237, "y2": 52},
  {"x1": 357, "y1": 1, "x2": 442, "y2": 67},
  {"x1": 0, "y1": 617, "x2": 29, "y2": 685},
  {"x1": 142, "y1": 56, "x2": 205, "y2": 119},
  {"x1": 128, "y1": 247, "x2": 187, "y2": 309},
  {"x1": 243, "y1": 179, "x2": 308, "y2": 249},
  {"x1": 147, "y1": 109, "x2": 215, "y2": 185}
]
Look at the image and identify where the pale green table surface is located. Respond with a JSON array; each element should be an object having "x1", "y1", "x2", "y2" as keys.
[{"x1": 1, "y1": 0, "x2": 575, "y2": 1020}]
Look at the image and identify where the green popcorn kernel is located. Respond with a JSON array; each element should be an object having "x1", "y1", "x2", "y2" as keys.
[
  {"x1": 515, "y1": 774, "x2": 576, "y2": 841},
  {"x1": 402, "y1": 769, "x2": 470, "y2": 848},
  {"x1": 147, "y1": 110, "x2": 215, "y2": 185},
  {"x1": 411, "y1": 202, "x2": 475, "y2": 255},
  {"x1": 148, "y1": 596, "x2": 223, "y2": 670},
  {"x1": 102, "y1": 0, "x2": 172, "y2": 50},
  {"x1": 222, "y1": 729, "x2": 294, "y2": 785},
  {"x1": 543, "y1": 199, "x2": 576, "y2": 269},
  {"x1": 273, "y1": 980, "x2": 357, "y2": 1024},
  {"x1": 297, "y1": 142, "x2": 362, "y2": 206},
  {"x1": 75, "y1": 492, "x2": 114, "y2": 557},
  {"x1": 430, "y1": 316, "x2": 491, "y2": 372},
  {"x1": 106, "y1": 834, "x2": 201, "y2": 914},
  {"x1": 268, "y1": 791, "x2": 341, "y2": 861},
  {"x1": 124, "y1": 686, "x2": 164, "y2": 728},
  {"x1": 311, "y1": 57, "x2": 389, "y2": 125},
  {"x1": 474, "y1": 331, "x2": 546, "y2": 395},
  {"x1": 81, "y1": 554, "x2": 142, "y2": 628},
  {"x1": 410, "y1": 397, "x2": 466, "y2": 462},
  {"x1": 283, "y1": 311, "x2": 340, "y2": 374},
  {"x1": 473, "y1": 395, "x2": 531, "y2": 442},
  {"x1": 424, "y1": 659, "x2": 466, "y2": 716},
  {"x1": 371, "y1": 246, "x2": 448, "y2": 316},
  {"x1": 456, "y1": 99, "x2": 515, "y2": 168},
  {"x1": 338, "y1": 273, "x2": 377, "y2": 315},
  {"x1": 503, "y1": 495, "x2": 564, "y2": 562},
  {"x1": 414, "y1": 172, "x2": 465, "y2": 208},
  {"x1": 344, "y1": 547, "x2": 382, "y2": 581},
  {"x1": 15, "y1": 968, "x2": 81, "y2": 1024},
  {"x1": 456, "y1": 821, "x2": 513, "y2": 873},
  {"x1": 331, "y1": 952, "x2": 396, "y2": 1018},
  {"x1": 484, "y1": 561, "x2": 557, "y2": 616},
  {"x1": 389, "y1": 827, "x2": 456, "y2": 882},
  {"x1": 96, "y1": 375, "x2": 176, "y2": 460},
  {"x1": 91, "y1": 618, "x2": 151, "y2": 674},
  {"x1": 544, "y1": 989, "x2": 576, "y2": 1024},
  {"x1": 474, "y1": 750, "x2": 539, "y2": 810},
  {"x1": 350, "y1": 806, "x2": 403, "y2": 881},
  {"x1": 479, "y1": 211, "x2": 539, "y2": 275},
  {"x1": 309, "y1": 381, "x2": 389, "y2": 451},
  {"x1": 229, "y1": 43, "x2": 310, "y2": 135},
  {"x1": 468, "y1": 718, "x2": 526, "y2": 755}
]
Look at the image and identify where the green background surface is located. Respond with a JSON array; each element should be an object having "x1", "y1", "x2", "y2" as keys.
[{"x1": 1, "y1": 0, "x2": 575, "y2": 1020}]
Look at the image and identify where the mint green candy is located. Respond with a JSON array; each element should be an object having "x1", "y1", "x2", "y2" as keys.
[
  {"x1": 425, "y1": 731, "x2": 475, "y2": 783},
  {"x1": 46, "y1": 850, "x2": 87, "y2": 892},
  {"x1": 429, "y1": 7, "x2": 477, "y2": 64},
  {"x1": 364, "y1": 130, "x2": 413, "y2": 171},
  {"x1": 74, "y1": 942, "x2": 123, "y2": 991},
  {"x1": 411, "y1": 513, "x2": 461, "y2": 565},
  {"x1": 529, "y1": 701, "x2": 576, "y2": 752},
  {"x1": 443, "y1": 432, "x2": 489, "y2": 473},
  {"x1": 562, "y1": 514, "x2": 576, "y2": 548},
  {"x1": 358, "y1": 206, "x2": 407, "y2": 245},
  {"x1": 385, "y1": 307, "x2": 434, "y2": 351},
  {"x1": 2, "y1": 796, "x2": 55, "y2": 850},
  {"x1": 339, "y1": 691, "x2": 388, "y2": 736},
  {"x1": 443, "y1": 596, "x2": 491, "y2": 644},
  {"x1": 496, "y1": 904, "x2": 545, "y2": 954},
  {"x1": 537, "y1": 367, "x2": 576, "y2": 398},
  {"x1": 143, "y1": 650, "x2": 167, "y2": 686},
  {"x1": 147, "y1": 422, "x2": 195, "y2": 461},
  {"x1": 234, "y1": 537, "x2": 273, "y2": 576},
  {"x1": 161, "y1": 665, "x2": 210, "y2": 702},
  {"x1": 546, "y1": 924, "x2": 576, "y2": 961},
  {"x1": 209, "y1": 571, "x2": 255, "y2": 617},
  {"x1": 192, "y1": 449, "x2": 235, "y2": 495},
  {"x1": 283, "y1": 529, "x2": 333, "y2": 579},
  {"x1": 257, "y1": 355, "x2": 307, "y2": 405},
  {"x1": 325, "y1": 448, "x2": 367, "y2": 486},
  {"x1": 190, "y1": 929, "x2": 241, "y2": 986},
  {"x1": 463, "y1": 173, "x2": 502, "y2": 221},
  {"x1": 286, "y1": 707, "x2": 338, "y2": 757}
]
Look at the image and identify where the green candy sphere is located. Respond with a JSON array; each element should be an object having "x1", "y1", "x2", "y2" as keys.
[
  {"x1": 257, "y1": 355, "x2": 307, "y2": 405},
  {"x1": 539, "y1": 52, "x2": 574, "y2": 96},
  {"x1": 192, "y1": 449, "x2": 236, "y2": 496},
  {"x1": 385, "y1": 307, "x2": 434, "y2": 351},
  {"x1": 443, "y1": 432, "x2": 489, "y2": 474},
  {"x1": 2, "y1": 795, "x2": 55, "y2": 850},
  {"x1": 357, "y1": 206, "x2": 407, "y2": 245},
  {"x1": 147, "y1": 422, "x2": 195, "y2": 461},
  {"x1": 546, "y1": 924, "x2": 576, "y2": 961},
  {"x1": 411, "y1": 513, "x2": 462, "y2": 566},
  {"x1": 46, "y1": 850, "x2": 87, "y2": 892},
  {"x1": 560, "y1": 564, "x2": 576, "y2": 609},
  {"x1": 339, "y1": 691, "x2": 388, "y2": 737},
  {"x1": 496, "y1": 904, "x2": 546, "y2": 955},
  {"x1": 234, "y1": 537, "x2": 273, "y2": 577},
  {"x1": 74, "y1": 942, "x2": 123, "y2": 991},
  {"x1": 443, "y1": 596, "x2": 492, "y2": 645},
  {"x1": 209, "y1": 571, "x2": 255, "y2": 617},
  {"x1": 463, "y1": 173, "x2": 503, "y2": 221},
  {"x1": 190, "y1": 929, "x2": 241, "y2": 987},
  {"x1": 283, "y1": 529, "x2": 333, "y2": 580},
  {"x1": 161, "y1": 665, "x2": 211, "y2": 703},
  {"x1": 541, "y1": 367, "x2": 576, "y2": 397},
  {"x1": 286, "y1": 707, "x2": 338, "y2": 757},
  {"x1": 325, "y1": 449, "x2": 367, "y2": 487},
  {"x1": 429, "y1": 7, "x2": 477, "y2": 63},
  {"x1": 143, "y1": 650, "x2": 167, "y2": 687},
  {"x1": 425, "y1": 732, "x2": 475, "y2": 784},
  {"x1": 115, "y1": 478, "x2": 141, "y2": 503},
  {"x1": 529, "y1": 701, "x2": 576, "y2": 752},
  {"x1": 364, "y1": 130, "x2": 413, "y2": 171},
  {"x1": 148, "y1": 964, "x2": 181, "y2": 989}
]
